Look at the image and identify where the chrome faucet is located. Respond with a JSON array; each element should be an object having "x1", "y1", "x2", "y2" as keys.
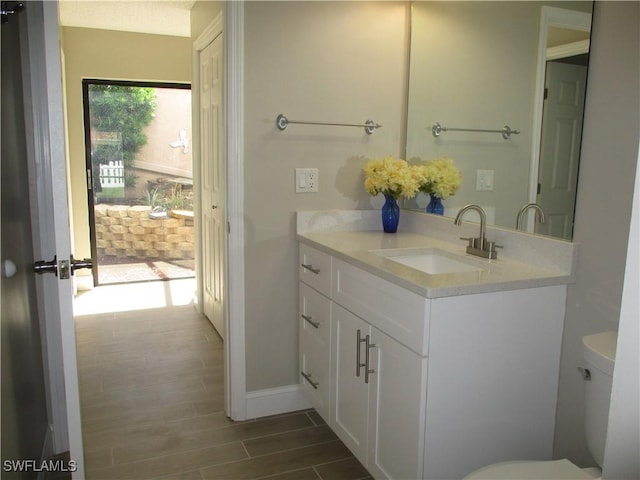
[
  {"x1": 454, "y1": 204, "x2": 499, "y2": 259},
  {"x1": 516, "y1": 203, "x2": 546, "y2": 231}
]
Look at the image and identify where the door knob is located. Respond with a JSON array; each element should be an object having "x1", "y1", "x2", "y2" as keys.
[
  {"x1": 33, "y1": 255, "x2": 93, "y2": 279},
  {"x1": 33, "y1": 256, "x2": 59, "y2": 276},
  {"x1": 70, "y1": 255, "x2": 93, "y2": 274}
]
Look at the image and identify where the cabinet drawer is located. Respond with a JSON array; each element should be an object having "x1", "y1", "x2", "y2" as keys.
[
  {"x1": 299, "y1": 244, "x2": 332, "y2": 296},
  {"x1": 299, "y1": 281, "x2": 331, "y2": 421},
  {"x1": 333, "y1": 258, "x2": 430, "y2": 355},
  {"x1": 299, "y1": 282, "x2": 331, "y2": 345},
  {"x1": 300, "y1": 327, "x2": 331, "y2": 421}
]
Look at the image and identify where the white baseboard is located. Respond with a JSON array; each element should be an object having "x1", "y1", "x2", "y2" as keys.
[{"x1": 245, "y1": 384, "x2": 310, "y2": 419}]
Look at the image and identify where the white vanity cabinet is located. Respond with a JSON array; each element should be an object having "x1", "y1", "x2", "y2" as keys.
[{"x1": 298, "y1": 243, "x2": 566, "y2": 480}]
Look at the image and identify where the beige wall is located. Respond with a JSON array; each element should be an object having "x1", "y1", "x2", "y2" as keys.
[
  {"x1": 243, "y1": 1, "x2": 410, "y2": 391},
  {"x1": 136, "y1": 88, "x2": 193, "y2": 178},
  {"x1": 554, "y1": 1, "x2": 639, "y2": 467},
  {"x1": 62, "y1": 27, "x2": 192, "y2": 265}
]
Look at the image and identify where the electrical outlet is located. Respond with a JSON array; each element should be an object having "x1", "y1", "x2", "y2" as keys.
[
  {"x1": 295, "y1": 168, "x2": 319, "y2": 193},
  {"x1": 476, "y1": 169, "x2": 494, "y2": 191}
]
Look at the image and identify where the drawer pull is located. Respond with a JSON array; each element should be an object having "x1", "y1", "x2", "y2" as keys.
[
  {"x1": 301, "y1": 263, "x2": 321, "y2": 274},
  {"x1": 365, "y1": 334, "x2": 376, "y2": 384},
  {"x1": 301, "y1": 371, "x2": 319, "y2": 389},
  {"x1": 302, "y1": 314, "x2": 320, "y2": 328}
]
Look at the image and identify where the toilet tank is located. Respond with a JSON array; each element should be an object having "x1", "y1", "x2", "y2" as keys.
[{"x1": 581, "y1": 331, "x2": 617, "y2": 468}]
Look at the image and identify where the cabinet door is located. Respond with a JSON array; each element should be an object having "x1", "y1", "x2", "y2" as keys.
[
  {"x1": 331, "y1": 304, "x2": 370, "y2": 464},
  {"x1": 368, "y1": 328, "x2": 428, "y2": 480},
  {"x1": 299, "y1": 283, "x2": 331, "y2": 421}
]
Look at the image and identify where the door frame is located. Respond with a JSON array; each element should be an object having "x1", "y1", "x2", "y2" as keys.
[{"x1": 193, "y1": 4, "x2": 247, "y2": 420}]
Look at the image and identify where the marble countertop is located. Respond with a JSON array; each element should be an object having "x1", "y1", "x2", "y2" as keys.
[{"x1": 298, "y1": 229, "x2": 575, "y2": 299}]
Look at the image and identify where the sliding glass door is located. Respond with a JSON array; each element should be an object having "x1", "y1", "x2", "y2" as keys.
[{"x1": 83, "y1": 80, "x2": 194, "y2": 285}]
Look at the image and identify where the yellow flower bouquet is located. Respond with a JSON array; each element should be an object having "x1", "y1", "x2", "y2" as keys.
[
  {"x1": 363, "y1": 156, "x2": 420, "y2": 200},
  {"x1": 414, "y1": 157, "x2": 462, "y2": 199}
]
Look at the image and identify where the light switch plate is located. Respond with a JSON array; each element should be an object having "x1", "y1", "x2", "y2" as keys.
[
  {"x1": 476, "y1": 169, "x2": 494, "y2": 191},
  {"x1": 295, "y1": 168, "x2": 318, "y2": 193}
]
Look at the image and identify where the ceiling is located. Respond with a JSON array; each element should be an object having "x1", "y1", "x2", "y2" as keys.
[{"x1": 58, "y1": 1, "x2": 196, "y2": 37}]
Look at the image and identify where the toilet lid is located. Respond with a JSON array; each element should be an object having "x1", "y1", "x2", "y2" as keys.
[{"x1": 464, "y1": 459, "x2": 596, "y2": 479}]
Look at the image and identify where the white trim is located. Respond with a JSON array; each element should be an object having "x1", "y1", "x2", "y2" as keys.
[
  {"x1": 528, "y1": 6, "x2": 592, "y2": 231},
  {"x1": 193, "y1": 6, "x2": 247, "y2": 422},
  {"x1": 547, "y1": 39, "x2": 590, "y2": 61},
  {"x1": 225, "y1": 1, "x2": 248, "y2": 421},
  {"x1": 194, "y1": 12, "x2": 223, "y2": 51},
  {"x1": 245, "y1": 385, "x2": 311, "y2": 420}
]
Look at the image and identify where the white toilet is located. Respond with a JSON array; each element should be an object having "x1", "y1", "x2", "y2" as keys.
[{"x1": 465, "y1": 331, "x2": 617, "y2": 480}]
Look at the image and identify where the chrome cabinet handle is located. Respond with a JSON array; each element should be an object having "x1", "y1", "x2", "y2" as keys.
[
  {"x1": 301, "y1": 263, "x2": 320, "y2": 274},
  {"x1": 301, "y1": 371, "x2": 319, "y2": 389},
  {"x1": 364, "y1": 334, "x2": 376, "y2": 384},
  {"x1": 301, "y1": 314, "x2": 320, "y2": 329},
  {"x1": 356, "y1": 329, "x2": 367, "y2": 377}
]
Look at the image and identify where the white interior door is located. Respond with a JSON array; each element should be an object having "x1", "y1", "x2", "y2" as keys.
[
  {"x1": 536, "y1": 60, "x2": 587, "y2": 239},
  {"x1": 20, "y1": 2, "x2": 85, "y2": 477},
  {"x1": 200, "y1": 33, "x2": 226, "y2": 339}
]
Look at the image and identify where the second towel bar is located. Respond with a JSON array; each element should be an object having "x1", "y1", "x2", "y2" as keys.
[
  {"x1": 277, "y1": 114, "x2": 381, "y2": 135},
  {"x1": 432, "y1": 122, "x2": 520, "y2": 140}
]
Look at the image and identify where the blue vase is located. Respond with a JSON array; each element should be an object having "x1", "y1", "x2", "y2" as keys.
[
  {"x1": 426, "y1": 193, "x2": 444, "y2": 215},
  {"x1": 381, "y1": 194, "x2": 400, "y2": 233}
]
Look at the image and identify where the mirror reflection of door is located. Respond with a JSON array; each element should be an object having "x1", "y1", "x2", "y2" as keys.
[{"x1": 536, "y1": 57, "x2": 588, "y2": 240}]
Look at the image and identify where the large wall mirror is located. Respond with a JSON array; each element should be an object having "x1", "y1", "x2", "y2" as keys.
[{"x1": 404, "y1": 1, "x2": 593, "y2": 240}]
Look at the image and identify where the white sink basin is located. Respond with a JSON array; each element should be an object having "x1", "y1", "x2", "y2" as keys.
[{"x1": 371, "y1": 248, "x2": 483, "y2": 275}]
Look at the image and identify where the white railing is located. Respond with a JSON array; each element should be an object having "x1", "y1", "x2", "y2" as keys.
[{"x1": 99, "y1": 160, "x2": 124, "y2": 188}]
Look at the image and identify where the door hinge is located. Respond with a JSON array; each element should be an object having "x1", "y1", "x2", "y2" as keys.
[
  {"x1": 227, "y1": 221, "x2": 231, "y2": 234},
  {"x1": 1, "y1": 2, "x2": 24, "y2": 24},
  {"x1": 543, "y1": 87, "x2": 548, "y2": 100},
  {"x1": 87, "y1": 169, "x2": 92, "y2": 190},
  {"x1": 537, "y1": 182, "x2": 541, "y2": 195}
]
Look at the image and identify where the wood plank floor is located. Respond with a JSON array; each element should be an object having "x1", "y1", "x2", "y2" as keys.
[{"x1": 75, "y1": 303, "x2": 370, "y2": 479}]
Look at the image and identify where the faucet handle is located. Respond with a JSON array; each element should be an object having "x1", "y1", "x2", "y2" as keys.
[
  {"x1": 485, "y1": 241, "x2": 503, "y2": 253},
  {"x1": 459, "y1": 237, "x2": 475, "y2": 248}
]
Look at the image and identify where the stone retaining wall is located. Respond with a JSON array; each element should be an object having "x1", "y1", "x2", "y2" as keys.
[{"x1": 94, "y1": 205, "x2": 194, "y2": 260}]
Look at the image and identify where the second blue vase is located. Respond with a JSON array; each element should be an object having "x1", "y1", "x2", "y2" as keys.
[{"x1": 426, "y1": 193, "x2": 444, "y2": 215}]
